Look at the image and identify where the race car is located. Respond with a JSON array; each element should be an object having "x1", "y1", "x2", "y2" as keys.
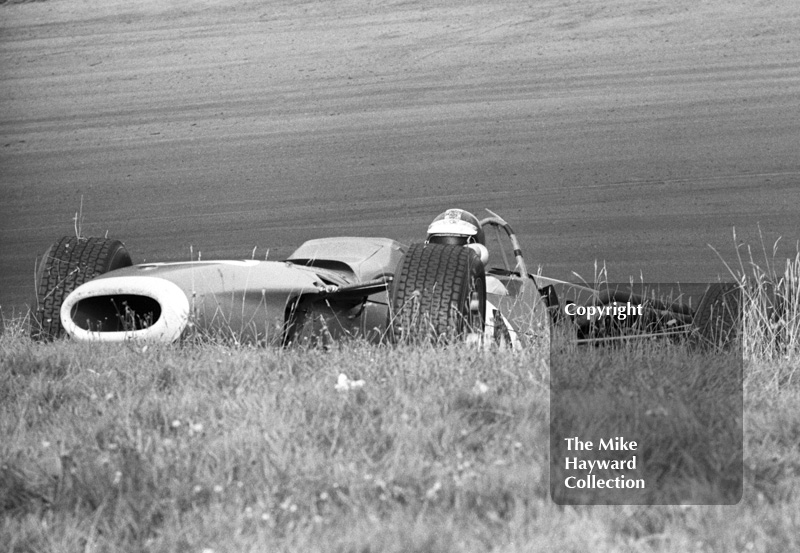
[{"x1": 30, "y1": 210, "x2": 739, "y2": 348}]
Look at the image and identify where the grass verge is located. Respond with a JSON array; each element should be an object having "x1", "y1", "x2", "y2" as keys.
[
  {"x1": 2, "y1": 237, "x2": 799, "y2": 551},
  {"x1": 1, "y1": 321, "x2": 798, "y2": 552}
]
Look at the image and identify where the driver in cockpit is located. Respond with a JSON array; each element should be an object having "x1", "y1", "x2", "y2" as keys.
[{"x1": 425, "y1": 208, "x2": 507, "y2": 296}]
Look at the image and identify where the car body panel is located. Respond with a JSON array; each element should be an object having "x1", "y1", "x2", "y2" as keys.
[
  {"x1": 58, "y1": 237, "x2": 410, "y2": 345},
  {"x1": 61, "y1": 259, "x2": 329, "y2": 344},
  {"x1": 287, "y1": 236, "x2": 406, "y2": 283}
]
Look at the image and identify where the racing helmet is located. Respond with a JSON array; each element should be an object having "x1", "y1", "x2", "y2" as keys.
[{"x1": 426, "y1": 209, "x2": 485, "y2": 246}]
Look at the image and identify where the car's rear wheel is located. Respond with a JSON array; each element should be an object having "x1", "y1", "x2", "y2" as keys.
[
  {"x1": 32, "y1": 236, "x2": 132, "y2": 341},
  {"x1": 390, "y1": 242, "x2": 485, "y2": 343},
  {"x1": 691, "y1": 282, "x2": 742, "y2": 350}
]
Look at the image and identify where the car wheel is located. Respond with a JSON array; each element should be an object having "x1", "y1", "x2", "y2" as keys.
[
  {"x1": 32, "y1": 236, "x2": 132, "y2": 341},
  {"x1": 691, "y1": 282, "x2": 742, "y2": 350},
  {"x1": 390, "y1": 242, "x2": 485, "y2": 343}
]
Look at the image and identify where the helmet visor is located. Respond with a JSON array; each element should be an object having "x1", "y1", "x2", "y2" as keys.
[{"x1": 427, "y1": 234, "x2": 470, "y2": 246}]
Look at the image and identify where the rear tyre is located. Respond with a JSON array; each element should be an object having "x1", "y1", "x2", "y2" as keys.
[
  {"x1": 691, "y1": 282, "x2": 742, "y2": 350},
  {"x1": 32, "y1": 236, "x2": 132, "y2": 341},
  {"x1": 390, "y1": 243, "x2": 485, "y2": 343}
]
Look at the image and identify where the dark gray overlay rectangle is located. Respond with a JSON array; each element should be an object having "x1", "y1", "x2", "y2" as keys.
[{"x1": 549, "y1": 282, "x2": 743, "y2": 505}]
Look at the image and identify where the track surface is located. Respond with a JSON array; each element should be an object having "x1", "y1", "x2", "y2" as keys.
[{"x1": 2, "y1": 0, "x2": 799, "y2": 316}]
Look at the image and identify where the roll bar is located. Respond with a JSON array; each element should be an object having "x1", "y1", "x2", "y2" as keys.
[{"x1": 479, "y1": 209, "x2": 529, "y2": 283}]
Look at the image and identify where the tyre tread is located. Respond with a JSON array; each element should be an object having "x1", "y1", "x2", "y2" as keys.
[
  {"x1": 32, "y1": 236, "x2": 132, "y2": 340},
  {"x1": 390, "y1": 242, "x2": 484, "y2": 341}
]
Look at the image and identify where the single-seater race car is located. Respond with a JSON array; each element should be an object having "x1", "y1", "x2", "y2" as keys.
[{"x1": 31, "y1": 210, "x2": 740, "y2": 348}]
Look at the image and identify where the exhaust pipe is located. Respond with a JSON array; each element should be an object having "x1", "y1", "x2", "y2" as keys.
[{"x1": 61, "y1": 276, "x2": 190, "y2": 343}]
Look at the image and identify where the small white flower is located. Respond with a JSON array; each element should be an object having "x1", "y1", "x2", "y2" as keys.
[
  {"x1": 335, "y1": 373, "x2": 365, "y2": 392},
  {"x1": 113, "y1": 471, "x2": 122, "y2": 485},
  {"x1": 472, "y1": 380, "x2": 489, "y2": 395},
  {"x1": 213, "y1": 485, "x2": 224, "y2": 493},
  {"x1": 41, "y1": 440, "x2": 51, "y2": 449},
  {"x1": 171, "y1": 419, "x2": 181, "y2": 429}
]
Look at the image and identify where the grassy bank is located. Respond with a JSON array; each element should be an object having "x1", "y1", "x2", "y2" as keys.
[
  {"x1": 2, "y1": 241, "x2": 798, "y2": 551},
  {"x1": 1, "y1": 322, "x2": 798, "y2": 552}
]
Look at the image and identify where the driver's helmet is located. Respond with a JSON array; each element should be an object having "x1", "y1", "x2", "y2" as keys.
[{"x1": 426, "y1": 209, "x2": 485, "y2": 246}]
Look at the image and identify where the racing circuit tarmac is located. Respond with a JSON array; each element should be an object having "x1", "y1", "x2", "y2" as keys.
[{"x1": 1, "y1": 0, "x2": 799, "y2": 317}]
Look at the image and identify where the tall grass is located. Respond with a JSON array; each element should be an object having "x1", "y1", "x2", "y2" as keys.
[{"x1": 714, "y1": 230, "x2": 800, "y2": 363}]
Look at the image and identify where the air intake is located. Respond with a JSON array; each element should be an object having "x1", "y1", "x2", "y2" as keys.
[{"x1": 61, "y1": 276, "x2": 189, "y2": 343}]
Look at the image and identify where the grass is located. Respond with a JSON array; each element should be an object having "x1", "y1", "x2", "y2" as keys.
[
  {"x1": 0, "y1": 337, "x2": 549, "y2": 552},
  {"x1": 1, "y1": 330, "x2": 799, "y2": 551},
  {"x1": 1, "y1": 241, "x2": 799, "y2": 552},
  {"x1": 717, "y1": 231, "x2": 800, "y2": 361}
]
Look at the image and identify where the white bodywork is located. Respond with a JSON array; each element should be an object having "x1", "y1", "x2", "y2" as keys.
[{"x1": 61, "y1": 276, "x2": 190, "y2": 343}]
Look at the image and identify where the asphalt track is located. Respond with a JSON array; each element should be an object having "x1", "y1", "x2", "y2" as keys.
[{"x1": 1, "y1": 0, "x2": 799, "y2": 317}]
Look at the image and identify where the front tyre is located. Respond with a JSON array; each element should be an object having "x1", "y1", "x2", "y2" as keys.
[
  {"x1": 32, "y1": 236, "x2": 132, "y2": 341},
  {"x1": 390, "y1": 242, "x2": 485, "y2": 343}
]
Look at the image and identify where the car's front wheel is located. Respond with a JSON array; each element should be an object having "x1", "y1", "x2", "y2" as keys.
[
  {"x1": 32, "y1": 236, "x2": 132, "y2": 341},
  {"x1": 390, "y1": 242, "x2": 485, "y2": 343}
]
